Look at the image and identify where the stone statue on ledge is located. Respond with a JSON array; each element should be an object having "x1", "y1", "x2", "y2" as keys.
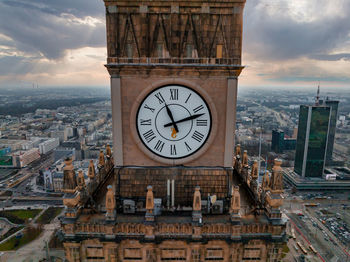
[{"x1": 63, "y1": 157, "x2": 77, "y2": 193}]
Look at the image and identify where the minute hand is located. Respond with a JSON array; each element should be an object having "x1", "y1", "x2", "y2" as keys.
[{"x1": 164, "y1": 113, "x2": 204, "y2": 128}]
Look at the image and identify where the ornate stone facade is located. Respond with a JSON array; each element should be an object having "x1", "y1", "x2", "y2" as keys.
[
  {"x1": 59, "y1": 0, "x2": 287, "y2": 261},
  {"x1": 60, "y1": 147, "x2": 286, "y2": 261}
]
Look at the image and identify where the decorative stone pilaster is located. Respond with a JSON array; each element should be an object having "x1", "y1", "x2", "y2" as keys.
[
  {"x1": 265, "y1": 159, "x2": 284, "y2": 220},
  {"x1": 234, "y1": 154, "x2": 241, "y2": 174},
  {"x1": 242, "y1": 150, "x2": 248, "y2": 167},
  {"x1": 230, "y1": 186, "x2": 241, "y2": 223},
  {"x1": 106, "y1": 144, "x2": 112, "y2": 158},
  {"x1": 77, "y1": 170, "x2": 85, "y2": 191},
  {"x1": 192, "y1": 186, "x2": 202, "y2": 223},
  {"x1": 235, "y1": 144, "x2": 241, "y2": 157},
  {"x1": 105, "y1": 144, "x2": 114, "y2": 168},
  {"x1": 145, "y1": 185, "x2": 155, "y2": 222},
  {"x1": 98, "y1": 150, "x2": 105, "y2": 168},
  {"x1": 105, "y1": 185, "x2": 116, "y2": 222},
  {"x1": 250, "y1": 160, "x2": 258, "y2": 194},
  {"x1": 270, "y1": 159, "x2": 284, "y2": 194},
  {"x1": 88, "y1": 160, "x2": 95, "y2": 179},
  {"x1": 62, "y1": 157, "x2": 77, "y2": 193}
]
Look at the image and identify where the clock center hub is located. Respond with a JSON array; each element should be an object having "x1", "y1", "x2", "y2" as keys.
[{"x1": 155, "y1": 104, "x2": 193, "y2": 142}]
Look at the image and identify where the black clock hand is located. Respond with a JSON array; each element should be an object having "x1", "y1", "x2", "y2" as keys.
[
  {"x1": 165, "y1": 103, "x2": 179, "y2": 132},
  {"x1": 164, "y1": 113, "x2": 205, "y2": 128}
]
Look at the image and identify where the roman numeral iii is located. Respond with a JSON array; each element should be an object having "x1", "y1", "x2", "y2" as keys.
[
  {"x1": 192, "y1": 131, "x2": 204, "y2": 142},
  {"x1": 196, "y1": 119, "x2": 207, "y2": 126}
]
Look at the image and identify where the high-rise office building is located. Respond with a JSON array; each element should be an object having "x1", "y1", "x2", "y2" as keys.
[
  {"x1": 271, "y1": 129, "x2": 296, "y2": 153},
  {"x1": 320, "y1": 99, "x2": 339, "y2": 164},
  {"x1": 294, "y1": 105, "x2": 330, "y2": 178},
  {"x1": 271, "y1": 129, "x2": 284, "y2": 153}
]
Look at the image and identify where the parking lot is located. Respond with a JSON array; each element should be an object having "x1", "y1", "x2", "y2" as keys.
[{"x1": 283, "y1": 191, "x2": 350, "y2": 262}]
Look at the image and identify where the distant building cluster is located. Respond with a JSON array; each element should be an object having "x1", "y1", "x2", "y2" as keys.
[{"x1": 0, "y1": 101, "x2": 112, "y2": 171}]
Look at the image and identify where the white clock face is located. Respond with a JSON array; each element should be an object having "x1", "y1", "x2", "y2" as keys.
[{"x1": 136, "y1": 85, "x2": 212, "y2": 159}]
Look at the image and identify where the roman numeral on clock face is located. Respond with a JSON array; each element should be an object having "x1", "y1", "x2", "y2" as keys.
[
  {"x1": 193, "y1": 105, "x2": 204, "y2": 113},
  {"x1": 143, "y1": 130, "x2": 156, "y2": 143},
  {"x1": 185, "y1": 142, "x2": 192, "y2": 152},
  {"x1": 170, "y1": 89, "x2": 178, "y2": 100},
  {"x1": 154, "y1": 140, "x2": 165, "y2": 152},
  {"x1": 144, "y1": 104, "x2": 155, "y2": 113},
  {"x1": 155, "y1": 92, "x2": 165, "y2": 104},
  {"x1": 170, "y1": 144, "x2": 177, "y2": 155},
  {"x1": 196, "y1": 119, "x2": 207, "y2": 126},
  {"x1": 185, "y1": 93, "x2": 192, "y2": 103},
  {"x1": 192, "y1": 131, "x2": 204, "y2": 142},
  {"x1": 140, "y1": 119, "x2": 151, "y2": 126}
]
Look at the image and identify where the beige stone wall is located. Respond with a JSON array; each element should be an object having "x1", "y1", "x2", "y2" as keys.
[{"x1": 64, "y1": 239, "x2": 283, "y2": 262}]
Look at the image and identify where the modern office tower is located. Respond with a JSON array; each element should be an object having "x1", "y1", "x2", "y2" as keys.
[
  {"x1": 321, "y1": 99, "x2": 339, "y2": 164},
  {"x1": 272, "y1": 130, "x2": 296, "y2": 153},
  {"x1": 294, "y1": 105, "x2": 331, "y2": 178},
  {"x1": 59, "y1": 0, "x2": 287, "y2": 261},
  {"x1": 272, "y1": 129, "x2": 284, "y2": 153}
]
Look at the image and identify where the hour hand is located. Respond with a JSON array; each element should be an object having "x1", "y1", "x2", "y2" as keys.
[
  {"x1": 164, "y1": 113, "x2": 204, "y2": 128},
  {"x1": 165, "y1": 103, "x2": 179, "y2": 132}
]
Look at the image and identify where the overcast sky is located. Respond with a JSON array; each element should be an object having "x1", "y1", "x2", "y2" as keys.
[{"x1": 0, "y1": 0, "x2": 349, "y2": 90}]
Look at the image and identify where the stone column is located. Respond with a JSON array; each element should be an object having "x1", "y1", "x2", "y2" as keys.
[
  {"x1": 110, "y1": 75, "x2": 124, "y2": 166},
  {"x1": 224, "y1": 77, "x2": 238, "y2": 167}
]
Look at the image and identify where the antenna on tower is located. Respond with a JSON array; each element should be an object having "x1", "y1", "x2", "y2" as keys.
[{"x1": 315, "y1": 82, "x2": 320, "y2": 106}]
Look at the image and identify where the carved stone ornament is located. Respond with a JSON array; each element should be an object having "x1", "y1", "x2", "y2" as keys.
[{"x1": 63, "y1": 157, "x2": 77, "y2": 192}]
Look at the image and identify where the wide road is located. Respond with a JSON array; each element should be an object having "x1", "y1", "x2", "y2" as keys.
[{"x1": 287, "y1": 213, "x2": 349, "y2": 262}]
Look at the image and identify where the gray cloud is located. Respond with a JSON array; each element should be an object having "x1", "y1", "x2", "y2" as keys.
[
  {"x1": 0, "y1": 56, "x2": 34, "y2": 75},
  {"x1": 0, "y1": 0, "x2": 106, "y2": 60},
  {"x1": 243, "y1": 0, "x2": 350, "y2": 61},
  {"x1": 309, "y1": 53, "x2": 350, "y2": 61}
]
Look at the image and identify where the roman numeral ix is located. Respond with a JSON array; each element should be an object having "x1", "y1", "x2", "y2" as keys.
[{"x1": 140, "y1": 119, "x2": 151, "y2": 126}]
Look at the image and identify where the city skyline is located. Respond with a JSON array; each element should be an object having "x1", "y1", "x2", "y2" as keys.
[{"x1": 0, "y1": 0, "x2": 349, "y2": 89}]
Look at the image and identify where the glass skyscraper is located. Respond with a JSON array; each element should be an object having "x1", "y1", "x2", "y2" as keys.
[
  {"x1": 272, "y1": 129, "x2": 284, "y2": 153},
  {"x1": 294, "y1": 105, "x2": 331, "y2": 178},
  {"x1": 321, "y1": 100, "x2": 339, "y2": 164}
]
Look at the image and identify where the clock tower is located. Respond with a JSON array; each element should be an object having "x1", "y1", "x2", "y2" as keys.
[
  {"x1": 59, "y1": 1, "x2": 287, "y2": 261},
  {"x1": 106, "y1": 0, "x2": 244, "y2": 167}
]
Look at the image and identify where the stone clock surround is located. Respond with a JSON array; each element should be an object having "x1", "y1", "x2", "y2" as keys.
[
  {"x1": 129, "y1": 78, "x2": 218, "y2": 165},
  {"x1": 110, "y1": 72, "x2": 238, "y2": 167}
]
